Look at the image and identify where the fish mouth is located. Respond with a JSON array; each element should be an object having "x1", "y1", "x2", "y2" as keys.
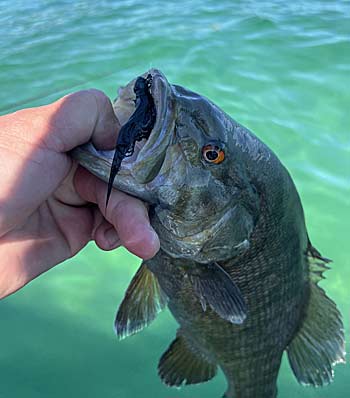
[
  {"x1": 126, "y1": 69, "x2": 175, "y2": 184},
  {"x1": 71, "y1": 69, "x2": 174, "y2": 203}
]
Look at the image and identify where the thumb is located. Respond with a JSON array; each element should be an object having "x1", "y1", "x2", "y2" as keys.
[{"x1": 33, "y1": 89, "x2": 120, "y2": 152}]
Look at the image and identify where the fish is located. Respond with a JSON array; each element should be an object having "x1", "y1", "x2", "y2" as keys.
[{"x1": 71, "y1": 69, "x2": 345, "y2": 398}]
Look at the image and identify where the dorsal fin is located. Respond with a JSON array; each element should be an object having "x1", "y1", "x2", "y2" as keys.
[
  {"x1": 286, "y1": 242, "x2": 345, "y2": 386},
  {"x1": 158, "y1": 331, "x2": 217, "y2": 386},
  {"x1": 307, "y1": 239, "x2": 332, "y2": 284},
  {"x1": 115, "y1": 262, "x2": 167, "y2": 339}
]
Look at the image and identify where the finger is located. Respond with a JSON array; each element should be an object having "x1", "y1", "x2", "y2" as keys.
[
  {"x1": 51, "y1": 89, "x2": 121, "y2": 151},
  {"x1": 53, "y1": 161, "x2": 88, "y2": 206},
  {"x1": 0, "y1": 200, "x2": 95, "y2": 299},
  {"x1": 5, "y1": 89, "x2": 120, "y2": 153},
  {"x1": 74, "y1": 167, "x2": 160, "y2": 259},
  {"x1": 93, "y1": 218, "x2": 121, "y2": 251}
]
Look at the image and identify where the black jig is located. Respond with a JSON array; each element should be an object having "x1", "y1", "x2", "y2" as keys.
[{"x1": 106, "y1": 74, "x2": 156, "y2": 206}]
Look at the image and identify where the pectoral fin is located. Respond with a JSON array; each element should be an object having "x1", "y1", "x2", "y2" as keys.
[
  {"x1": 287, "y1": 244, "x2": 345, "y2": 386},
  {"x1": 188, "y1": 262, "x2": 247, "y2": 324},
  {"x1": 115, "y1": 262, "x2": 168, "y2": 339},
  {"x1": 158, "y1": 330, "x2": 217, "y2": 386}
]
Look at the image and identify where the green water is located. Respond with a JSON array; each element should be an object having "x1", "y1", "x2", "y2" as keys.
[{"x1": 0, "y1": 1, "x2": 349, "y2": 397}]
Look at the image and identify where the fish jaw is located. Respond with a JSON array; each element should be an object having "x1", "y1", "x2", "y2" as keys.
[{"x1": 70, "y1": 69, "x2": 175, "y2": 204}]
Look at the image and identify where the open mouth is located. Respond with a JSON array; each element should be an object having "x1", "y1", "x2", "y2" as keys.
[
  {"x1": 110, "y1": 74, "x2": 155, "y2": 167},
  {"x1": 113, "y1": 69, "x2": 175, "y2": 183},
  {"x1": 70, "y1": 69, "x2": 174, "y2": 202},
  {"x1": 105, "y1": 73, "x2": 157, "y2": 205}
]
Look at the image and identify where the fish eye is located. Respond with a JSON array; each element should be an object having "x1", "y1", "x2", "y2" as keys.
[{"x1": 202, "y1": 144, "x2": 225, "y2": 164}]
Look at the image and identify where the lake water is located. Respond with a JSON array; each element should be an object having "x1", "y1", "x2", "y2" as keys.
[{"x1": 0, "y1": 1, "x2": 349, "y2": 397}]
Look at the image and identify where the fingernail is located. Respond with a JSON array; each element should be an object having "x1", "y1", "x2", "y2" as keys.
[{"x1": 105, "y1": 228, "x2": 119, "y2": 248}]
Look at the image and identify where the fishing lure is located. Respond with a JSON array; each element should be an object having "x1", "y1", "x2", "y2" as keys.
[{"x1": 106, "y1": 74, "x2": 156, "y2": 206}]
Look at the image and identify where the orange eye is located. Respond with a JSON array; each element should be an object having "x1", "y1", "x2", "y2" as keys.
[{"x1": 202, "y1": 144, "x2": 225, "y2": 164}]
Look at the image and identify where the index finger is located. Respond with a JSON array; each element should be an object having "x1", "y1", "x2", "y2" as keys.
[{"x1": 74, "y1": 167, "x2": 160, "y2": 260}]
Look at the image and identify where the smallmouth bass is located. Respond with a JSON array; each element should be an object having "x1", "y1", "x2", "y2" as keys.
[{"x1": 71, "y1": 69, "x2": 345, "y2": 398}]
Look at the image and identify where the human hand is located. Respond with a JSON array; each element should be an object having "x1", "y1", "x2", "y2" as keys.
[{"x1": 0, "y1": 90, "x2": 160, "y2": 299}]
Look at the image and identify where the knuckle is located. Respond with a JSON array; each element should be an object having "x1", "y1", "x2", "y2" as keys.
[{"x1": 86, "y1": 89, "x2": 109, "y2": 110}]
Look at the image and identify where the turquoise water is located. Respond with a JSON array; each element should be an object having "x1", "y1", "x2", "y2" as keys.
[{"x1": 1, "y1": 1, "x2": 349, "y2": 397}]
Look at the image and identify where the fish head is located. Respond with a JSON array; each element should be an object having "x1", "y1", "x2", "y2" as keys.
[{"x1": 72, "y1": 69, "x2": 261, "y2": 263}]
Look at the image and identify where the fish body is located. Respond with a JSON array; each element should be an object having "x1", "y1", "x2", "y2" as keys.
[{"x1": 71, "y1": 69, "x2": 345, "y2": 398}]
